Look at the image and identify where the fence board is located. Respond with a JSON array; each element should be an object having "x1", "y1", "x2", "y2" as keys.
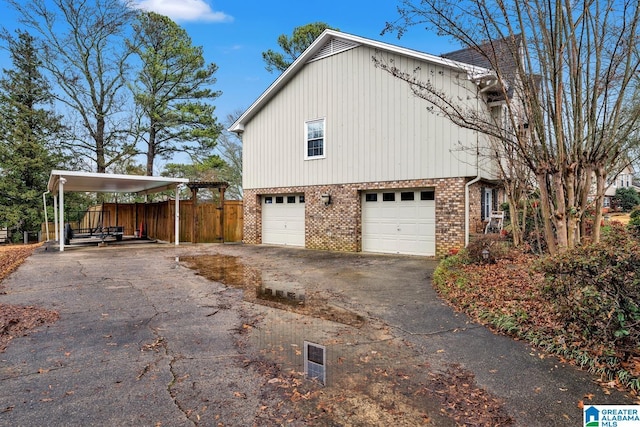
[{"x1": 44, "y1": 200, "x2": 243, "y2": 243}]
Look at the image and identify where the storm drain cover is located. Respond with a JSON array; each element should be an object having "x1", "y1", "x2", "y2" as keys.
[{"x1": 304, "y1": 341, "x2": 326, "y2": 385}]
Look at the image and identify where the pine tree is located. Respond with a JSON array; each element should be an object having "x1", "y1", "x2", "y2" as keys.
[
  {"x1": 0, "y1": 31, "x2": 65, "y2": 240},
  {"x1": 129, "y1": 11, "x2": 222, "y2": 176}
]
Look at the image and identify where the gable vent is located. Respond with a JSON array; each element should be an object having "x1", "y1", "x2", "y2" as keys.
[{"x1": 308, "y1": 38, "x2": 360, "y2": 63}]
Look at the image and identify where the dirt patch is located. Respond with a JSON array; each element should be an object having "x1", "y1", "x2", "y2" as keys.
[
  {"x1": 608, "y1": 212, "x2": 631, "y2": 224},
  {"x1": 0, "y1": 304, "x2": 59, "y2": 352},
  {"x1": 183, "y1": 253, "x2": 514, "y2": 426},
  {"x1": 0, "y1": 244, "x2": 59, "y2": 352}
]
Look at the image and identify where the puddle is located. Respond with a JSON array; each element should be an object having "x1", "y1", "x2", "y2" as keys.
[{"x1": 180, "y1": 254, "x2": 363, "y2": 327}]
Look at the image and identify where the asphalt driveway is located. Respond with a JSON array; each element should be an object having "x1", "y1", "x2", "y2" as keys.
[{"x1": 0, "y1": 243, "x2": 634, "y2": 426}]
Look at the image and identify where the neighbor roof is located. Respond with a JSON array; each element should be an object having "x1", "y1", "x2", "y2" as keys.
[
  {"x1": 47, "y1": 170, "x2": 189, "y2": 195},
  {"x1": 228, "y1": 29, "x2": 491, "y2": 133}
]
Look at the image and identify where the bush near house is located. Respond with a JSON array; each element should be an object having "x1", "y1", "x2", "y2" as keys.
[
  {"x1": 434, "y1": 223, "x2": 640, "y2": 392},
  {"x1": 614, "y1": 187, "x2": 640, "y2": 212}
]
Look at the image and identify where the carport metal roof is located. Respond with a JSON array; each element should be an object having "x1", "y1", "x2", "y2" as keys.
[
  {"x1": 47, "y1": 170, "x2": 189, "y2": 252},
  {"x1": 47, "y1": 170, "x2": 189, "y2": 195}
]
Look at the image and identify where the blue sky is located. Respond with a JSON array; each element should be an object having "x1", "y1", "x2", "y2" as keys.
[
  {"x1": 131, "y1": 0, "x2": 461, "y2": 124},
  {"x1": 0, "y1": 0, "x2": 462, "y2": 163}
]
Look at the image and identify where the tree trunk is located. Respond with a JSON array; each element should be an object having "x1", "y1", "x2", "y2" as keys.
[
  {"x1": 592, "y1": 164, "x2": 606, "y2": 244},
  {"x1": 565, "y1": 164, "x2": 578, "y2": 249},
  {"x1": 536, "y1": 172, "x2": 557, "y2": 254},
  {"x1": 146, "y1": 125, "x2": 156, "y2": 176},
  {"x1": 551, "y1": 171, "x2": 569, "y2": 252},
  {"x1": 96, "y1": 116, "x2": 106, "y2": 173}
]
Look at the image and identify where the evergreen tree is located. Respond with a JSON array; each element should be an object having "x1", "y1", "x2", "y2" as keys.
[
  {"x1": 0, "y1": 31, "x2": 65, "y2": 240},
  {"x1": 129, "y1": 11, "x2": 222, "y2": 176},
  {"x1": 262, "y1": 22, "x2": 338, "y2": 73}
]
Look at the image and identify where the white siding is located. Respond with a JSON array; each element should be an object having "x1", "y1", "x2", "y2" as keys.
[{"x1": 242, "y1": 45, "x2": 493, "y2": 190}]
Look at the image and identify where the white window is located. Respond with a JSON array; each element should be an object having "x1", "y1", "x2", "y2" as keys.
[{"x1": 305, "y1": 118, "x2": 325, "y2": 159}]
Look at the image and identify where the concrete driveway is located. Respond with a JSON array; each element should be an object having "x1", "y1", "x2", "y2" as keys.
[{"x1": 0, "y1": 243, "x2": 634, "y2": 426}]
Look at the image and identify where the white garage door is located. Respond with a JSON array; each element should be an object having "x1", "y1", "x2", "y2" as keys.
[
  {"x1": 262, "y1": 194, "x2": 305, "y2": 246},
  {"x1": 362, "y1": 189, "x2": 435, "y2": 256}
]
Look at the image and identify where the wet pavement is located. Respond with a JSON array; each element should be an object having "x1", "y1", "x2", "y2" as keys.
[{"x1": 0, "y1": 242, "x2": 636, "y2": 426}]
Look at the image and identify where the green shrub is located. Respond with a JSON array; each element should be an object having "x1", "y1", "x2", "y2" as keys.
[
  {"x1": 537, "y1": 223, "x2": 640, "y2": 361},
  {"x1": 433, "y1": 254, "x2": 466, "y2": 291},
  {"x1": 614, "y1": 187, "x2": 640, "y2": 212}
]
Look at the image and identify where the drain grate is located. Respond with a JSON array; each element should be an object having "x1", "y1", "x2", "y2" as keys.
[{"x1": 304, "y1": 341, "x2": 326, "y2": 385}]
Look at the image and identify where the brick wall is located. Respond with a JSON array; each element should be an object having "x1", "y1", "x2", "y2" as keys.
[
  {"x1": 243, "y1": 177, "x2": 472, "y2": 256},
  {"x1": 468, "y1": 181, "x2": 483, "y2": 234}
]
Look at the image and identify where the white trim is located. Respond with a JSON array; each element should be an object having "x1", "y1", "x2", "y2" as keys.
[{"x1": 304, "y1": 118, "x2": 326, "y2": 160}]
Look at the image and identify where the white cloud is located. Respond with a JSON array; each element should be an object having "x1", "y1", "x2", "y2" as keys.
[{"x1": 131, "y1": 0, "x2": 233, "y2": 23}]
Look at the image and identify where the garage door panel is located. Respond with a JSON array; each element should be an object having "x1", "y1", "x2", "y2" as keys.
[
  {"x1": 362, "y1": 190, "x2": 436, "y2": 256},
  {"x1": 262, "y1": 195, "x2": 305, "y2": 247}
]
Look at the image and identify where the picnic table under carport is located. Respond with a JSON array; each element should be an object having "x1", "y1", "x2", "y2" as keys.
[{"x1": 46, "y1": 170, "x2": 189, "y2": 252}]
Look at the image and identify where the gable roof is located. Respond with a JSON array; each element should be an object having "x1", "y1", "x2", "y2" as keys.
[
  {"x1": 229, "y1": 30, "x2": 491, "y2": 133},
  {"x1": 443, "y1": 34, "x2": 523, "y2": 75},
  {"x1": 443, "y1": 35, "x2": 530, "y2": 102}
]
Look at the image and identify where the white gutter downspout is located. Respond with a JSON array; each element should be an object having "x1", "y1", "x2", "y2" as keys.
[
  {"x1": 464, "y1": 75, "x2": 496, "y2": 247},
  {"x1": 42, "y1": 191, "x2": 50, "y2": 242}
]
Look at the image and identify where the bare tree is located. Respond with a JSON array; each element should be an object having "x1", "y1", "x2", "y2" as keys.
[
  {"x1": 5, "y1": 0, "x2": 138, "y2": 173},
  {"x1": 380, "y1": 0, "x2": 640, "y2": 253},
  {"x1": 216, "y1": 111, "x2": 243, "y2": 200}
]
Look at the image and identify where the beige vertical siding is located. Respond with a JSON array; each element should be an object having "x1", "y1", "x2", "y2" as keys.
[{"x1": 242, "y1": 44, "x2": 494, "y2": 190}]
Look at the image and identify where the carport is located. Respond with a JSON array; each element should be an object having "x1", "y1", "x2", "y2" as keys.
[{"x1": 46, "y1": 170, "x2": 189, "y2": 252}]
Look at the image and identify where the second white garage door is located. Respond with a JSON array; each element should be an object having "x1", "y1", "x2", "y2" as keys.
[
  {"x1": 362, "y1": 189, "x2": 436, "y2": 256},
  {"x1": 262, "y1": 194, "x2": 305, "y2": 246}
]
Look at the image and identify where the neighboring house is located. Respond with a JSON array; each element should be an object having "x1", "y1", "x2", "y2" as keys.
[
  {"x1": 603, "y1": 165, "x2": 640, "y2": 210},
  {"x1": 230, "y1": 30, "x2": 503, "y2": 256},
  {"x1": 0, "y1": 227, "x2": 8, "y2": 243}
]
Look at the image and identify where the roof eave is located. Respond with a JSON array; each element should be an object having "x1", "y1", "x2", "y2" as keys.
[{"x1": 228, "y1": 30, "x2": 491, "y2": 133}]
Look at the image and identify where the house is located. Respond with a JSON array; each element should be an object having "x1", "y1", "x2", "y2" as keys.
[
  {"x1": 230, "y1": 30, "x2": 503, "y2": 256},
  {"x1": 0, "y1": 227, "x2": 8, "y2": 243},
  {"x1": 603, "y1": 165, "x2": 640, "y2": 211}
]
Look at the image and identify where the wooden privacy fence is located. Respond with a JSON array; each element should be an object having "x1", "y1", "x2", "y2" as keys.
[{"x1": 42, "y1": 200, "x2": 243, "y2": 243}]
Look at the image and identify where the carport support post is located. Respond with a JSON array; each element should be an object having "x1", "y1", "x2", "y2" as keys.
[
  {"x1": 191, "y1": 187, "x2": 198, "y2": 244},
  {"x1": 53, "y1": 194, "x2": 58, "y2": 242},
  {"x1": 175, "y1": 185, "x2": 183, "y2": 246},
  {"x1": 58, "y1": 178, "x2": 66, "y2": 252}
]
